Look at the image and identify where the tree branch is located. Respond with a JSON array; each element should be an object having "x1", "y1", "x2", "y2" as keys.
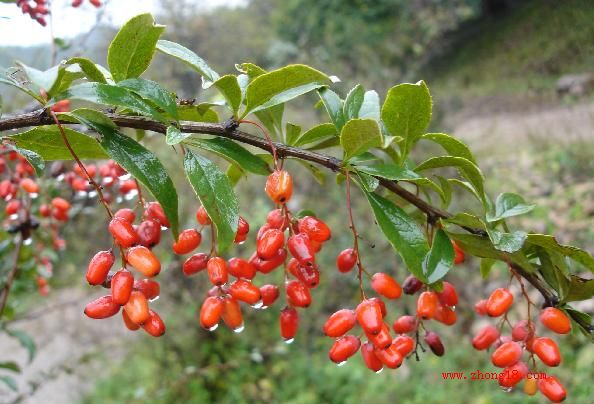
[{"x1": 0, "y1": 109, "x2": 591, "y2": 333}]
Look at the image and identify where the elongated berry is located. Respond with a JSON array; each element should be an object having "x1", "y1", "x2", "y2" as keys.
[
  {"x1": 523, "y1": 377, "x2": 538, "y2": 396},
  {"x1": 172, "y1": 229, "x2": 201, "y2": 254},
  {"x1": 20, "y1": 178, "x2": 39, "y2": 194},
  {"x1": 266, "y1": 209, "x2": 287, "y2": 230},
  {"x1": 371, "y1": 272, "x2": 402, "y2": 299},
  {"x1": 286, "y1": 280, "x2": 312, "y2": 307},
  {"x1": 84, "y1": 295, "x2": 120, "y2": 319},
  {"x1": 207, "y1": 257, "x2": 228, "y2": 286},
  {"x1": 323, "y1": 309, "x2": 356, "y2": 338},
  {"x1": 532, "y1": 337, "x2": 561, "y2": 367},
  {"x1": 511, "y1": 320, "x2": 534, "y2": 342},
  {"x1": 251, "y1": 248, "x2": 287, "y2": 274},
  {"x1": 86, "y1": 250, "x2": 115, "y2": 285},
  {"x1": 434, "y1": 304, "x2": 457, "y2": 326},
  {"x1": 195, "y1": 206, "x2": 211, "y2": 225},
  {"x1": 111, "y1": 269, "x2": 134, "y2": 305},
  {"x1": 486, "y1": 288, "x2": 513, "y2": 317},
  {"x1": 229, "y1": 279, "x2": 261, "y2": 305},
  {"x1": 288, "y1": 258, "x2": 319, "y2": 288},
  {"x1": 200, "y1": 296, "x2": 224, "y2": 330},
  {"x1": 402, "y1": 275, "x2": 423, "y2": 295},
  {"x1": 265, "y1": 170, "x2": 293, "y2": 204},
  {"x1": 280, "y1": 307, "x2": 299, "y2": 341},
  {"x1": 452, "y1": 241, "x2": 465, "y2": 264},
  {"x1": 336, "y1": 248, "x2": 357, "y2": 273},
  {"x1": 329, "y1": 335, "x2": 360, "y2": 364},
  {"x1": 538, "y1": 376, "x2": 566, "y2": 403},
  {"x1": 236, "y1": 216, "x2": 249, "y2": 235},
  {"x1": 133, "y1": 279, "x2": 160, "y2": 300},
  {"x1": 393, "y1": 315, "x2": 416, "y2": 334},
  {"x1": 437, "y1": 281, "x2": 458, "y2": 307},
  {"x1": 499, "y1": 362, "x2": 528, "y2": 388},
  {"x1": 257, "y1": 229, "x2": 285, "y2": 259},
  {"x1": 424, "y1": 331, "x2": 445, "y2": 356},
  {"x1": 109, "y1": 217, "x2": 139, "y2": 247},
  {"x1": 356, "y1": 299, "x2": 383, "y2": 335},
  {"x1": 540, "y1": 307, "x2": 571, "y2": 334},
  {"x1": 416, "y1": 291, "x2": 438, "y2": 320},
  {"x1": 183, "y1": 253, "x2": 209, "y2": 276},
  {"x1": 287, "y1": 233, "x2": 316, "y2": 267},
  {"x1": 297, "y1": 216, "x2": 331, "y2": 242},
  {"x1": 114, "y1": 208, "x2": 135, "y2": 223},
  {"x1": 491, "y1": 341, "x2": 522, "y2": 368},
  {"x1": 393, "y1": 335, "x2": 415, "y2": 357},
  {"x1": 124, "y1": 291, "x2": 150, "y2": 324},
  {"x1": 142, "y1": 309, "x2": 166, "y2": 337},
  {"x1": 374, "y1": 344, "x2": 403, "y2": 369},
  {"x1": 122, "y1": 310, "x2": 140, "y2": 331},
  {"x1": 227, "y1": 257, "x2": 257, "y2": 279},
  {"x1": 474, "y1": 299, "x2": 488, "y2": 315},
  {"x1": 472, "y1": 325, "x2": 500, "y2": 350},
  {"x1": 221, "y1": 297, "x2": 243, "y2": 331},
  {"x1": 260, "y1": 284, "x2": 279, "y2": 307},
  {"x1": 366, "y1": 323, "x2": 392, "y2": 349},
  {"x1": 126, "y1": 246, "x2": 161, "y2": 277},
  {"x1": 361, "y1": 342, "x2": 383, "y2": 372},
  {"x1": 52, "y1": 197, "x2": 71, "y2": 211},
  {"x1": 144, "y1": 202, "x2": 169, "y2": 228}
]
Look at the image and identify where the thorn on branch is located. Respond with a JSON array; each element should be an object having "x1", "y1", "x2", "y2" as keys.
[{"x1": 222, "y1": 117, "x2": 239, "y2": 132}]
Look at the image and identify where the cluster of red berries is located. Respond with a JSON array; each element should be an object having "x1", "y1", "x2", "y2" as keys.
[
  {"x1": 16, "y1": 0, "x2": 49, "y2": 26},
  {"x1": 472, "y1": 282, "x2": 569, "y2": 402},
  {"x1": 83, "y1": 202, "x2": 167, "y2": 337},
  {"x1": 71, "y1": 0, "x2": 101, "y2": 8}
]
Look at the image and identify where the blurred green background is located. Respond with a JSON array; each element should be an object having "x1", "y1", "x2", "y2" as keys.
[{"x1": 1, "y1": 0, "x2": 593, "y2": 403}]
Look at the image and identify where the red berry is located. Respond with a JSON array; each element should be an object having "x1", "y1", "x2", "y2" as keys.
[
  {"x1": 452, "y1": 241, "x2": 465, "y2": 264},
  {"x1": 20, "y1": 178, "x2": 39, "y2": 194},
  {"x1": 366, "y1": 323, "x2": 392, "y2": 349},
  {"x1": 144, "y1": 202, "x2": 169, "y2": 228},
  {"x1": 227, "y1": 257, "x2": 257, "y2": 280},
  {"x1": 374, "y1": 344, "x2": 403, "y2": 369},
  {"x1": 229, "y1": 279, "x2": 262, "y2": 305},
  {"x1": 51, "y1": 197, "x2": 71, "y2": 211},
  {"x1": 356, "y1": 299, "x2": 383, "y2": 335},
  {"x1": 486, "y1": 288, "x2": 513, "y2": 317},
  {"x1": 236, "y1": 216, "x2": 249, "y2": 235},
  {"x1": 288, "y1": 258, "x2": 319, "y2": 288},
  {"x1": 434, "y1": 304, "x2": 457, "y2": 326},
  {"x1": 511, "y1": 320, "x2": 534, "y2": 342},
  {"x1": 109, "y1": 217, "x2": 139, "y2": 247},
  {"x1": 221, "y1": 297, "x2": 243, "y2": 331},
  {"x1": 336, "y1": 248, "x2": 357, "y2": 273},
  {"x1": 491, "y1": 341, "x2": 522, "y2": 368},
  {"x1": 287, "y1": 233, "x2": 316, "y2": 267},
  {"x1": 260, "y1": 284, "x2": 279, "y2": 307},
  {"x1": 142, "y1": 309, "x2": 166, "y2": 337},
  {"x1": 540, "y1": 307, "x2": 571, "y2": 334},
  {"x1": 280, "y1": 307, "x2": 299, "y2": 341},
  {"x1": 329, "y1": 335, "x2": 360, "y2": 364},
  {"x1": 207, "y1": 257, "x2": 228, "y2": 286},
  {"x1": 257, "y1": 229, "x2": 285, "y2": 259},
  {"x1": 371, "y1": 272, "x2": 402, "y2": 299},
  {"x1": 424, "y1": 331, "x2": 445, "y2": 356},
  {"x1": 124, "y1": 291, "x2": 149, "y2": 325},
  {"x1": 122, "y1": 310, "x2": 140, "y2": 331},
  {"x1": 392, "y1": 315, "x2": 416, "y2": 334},
  {"x1": 182, "y1": 253, "x2": 209, "y2": 276},
  {"x1": 5, "y1": 199, "x2": 21, "y2": 215},
  {"x1": 133, "y1": 279, "x2": 160, "y2": 300},
  {"x1": 251, "y1": 248, "x2": 287, "y2": 274},
  {"x1": 297, "y1": 216, "x2": 331, "y2": 242},
  {"x1": 393, "y1": 335, "x2": 415, "y2": 357},
  {"x1": 137, "y1": 219, "x2": 161, "y2": 248},
  {"x1": 361, "y1": 342, "x2": 383, "y2": 372},
  {"x1": 114, "y1": 208, "x2": 136, "y2": 223},
  {"x1": 538, "y1": 376, "x2": 566, "y2": 403},
  {"x1": 111, "y1": 269, "x2": 134, "y2": 305},
  {"x1": 416, "y1": 291, "x2": 438, "y2": 320},
  {"x1": 437, "y1": 281, "x2": 458, "y2": 307},
  {"x1": 200, "y1": 296, "x2": 224, "y2": 330},
  {"x1": 172, "y1": 229, "x2": 201, "y2": 254},
  {"x1": 86, "y1": 250, "x2": 115, "y2": 285},
  {"x1": 265, "y1": 170, "x2": 293, "y2": 204},
  {"x1": 474, "y1": 299, "x2": 488, "y2": 315},
  {"x1": 195, "y1": 206, "x2": 211, "y2": 225},
  {"x1": 499, "y1": 362, "x2": 528, "y2": 388},
  {"x1": 84, "y1": 295, "x2": 120, "y2": 319},
  {"x1": 266, "y1": 209, "x2": 287, "y2": 230},
  {"x1": 532, "y1": 337, "x2": 561, "y2": 367},
  {"x1": 472, "y1": 325, "x2": 500, "y2": 350},
  {"x1": 402, "y1": 275, "x2": 423, "y2": 294},
  {"x1": 126, "y1": 246, "x2": 161, "y2": 277},
  {"x1": 323, "y1": 309, "x2": 356, "y2": 338},
  {"x1": 286, "y1": 280, "x2": 312, "y2": 307}
]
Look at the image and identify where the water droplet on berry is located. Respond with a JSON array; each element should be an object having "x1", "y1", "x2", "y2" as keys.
[
  {"x1": 500, "y1": 386, "x2": 513, "y2": 393},
  {"x1": 375, "y1": 368, "x2": 384, "y2": 374},
  {"x1": 233, "y1": 324, "x2": 245, "y2": 333},
  {"x1": 116, "y1": 197, "x2": 124, "y2": 203},
  {"x1": 251, "y1": 299, "x2": 264, "y2": 309},
  {"x1": 336, "y1": 361, "x2": 347, "y2": 367},
  {"x1": 88, "y1": 190, "x2": 98, "y2": 198},
  {"x1": 284, "y1": 338, "x2": 294, "y2": 344},
  {"x1": 260, "y1": 305, "x2": 269, "y2": 310},
  {"x1": 9, "y1": 214, "x2": 18, "y2": 220},
  {"x1": 23, "y1": 237, "x2": 32, "y2": 246},
  {"x1": 451, "y1": 305, "x2": 457, "y2": 311},
  {"x1": 56, "y1": 174, "x2": 65, "y2": 181},
  {"x1": 119, "y1": 173, "x2": 131, "y2": 181},
  {"x1": 149, "y1": 295, "x2": 160, "y2": 303},
  {"x1": 208, "y1": 324, "x2": 219, "y2": 332},
  {"x1": 30, "y1": 192, "x2": 39, "y2": 199}
]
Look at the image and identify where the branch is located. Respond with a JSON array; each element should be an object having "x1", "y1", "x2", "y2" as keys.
[{"x1": 0, "y1": 109, "x2": 591, "y2": 333}]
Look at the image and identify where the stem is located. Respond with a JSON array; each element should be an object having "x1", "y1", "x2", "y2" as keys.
[
  {"x1": 49, "y1": 111, "x2": 113, "y2": 218},
  {"x1": 134, "y1": 179, "x2": 146, "y2": 207},
  {"x1": 345, "y1": 171, "x2": 365, "y2": 301},
  {"x1": 239, "y1": 119, "x2": 279, "y2": 170}
]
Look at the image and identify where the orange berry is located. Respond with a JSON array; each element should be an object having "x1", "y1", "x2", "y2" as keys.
[
  {"x1": 122, "y1": 310, "x2": 140, "y2": 331},
  {"x1": 356, "y1": 299, "x2": 383, "y2": 335},
  {"x1": 265, "y1": 170, "x2": 293, "y2": 204},
  {"x1": 486, "y1": 288, "x2": 513, "y2": 317},
  {"x1": 126, "y1": 246, "x2": 161, "y2": 277},
  {"x1": 84, "y1": 295, "x2": 120, "y2": 319},
  {"x1": 538, "y1": 376, "x2": 566, "y2": 403},
  {"x1": 540, "y1": 307, "x2": 571, "y2": 334},
  {"x1": 221, "y1": 297, "x2": 244, "y2": 331},
  {"x1": 472, "y1": 325, "x2": 500, "y2": 350},
  {"x1": 532, "y1": 337, "x2": 561, "y2": 367},
  {"x1": 392, "y1": 315, "x2": 416, "y2": 334},
  {"x1": 227, "y1": 257, "x2": 257, "y2": 280},
  {"x1": 114, "y1": 208, "x2": 136, "y2": 223},
  {"x1": 133, "y1": 279, "x2": 160, "y2": 300},
  {"x1": 200, "y1": 296, "x2": 224, "y2": 330},
  {"x1": 142, "y1": 309, "x2": 166, "y2": 337},
  {"x1": 329, "y1": 335, "x2": 360, "y2": 364},
  {"x1": 280, "y1": 307, "x2": 299, "y2": 341},
  {"x1": 336, "y1": 248, "x2": 357, "y2": 273},
  {"x1": 452, "y1": 241, "x2": 465, "y2": 264},
  {"x1": 374, "y1": 344, "x2": 403, "y2": 369},
  {"x1": 491, "y1": 341, "x2": 522, "y2": 368},
  {"x1": 371, "y1": 272, "x2": 402, "y2": 299},
  {"x1": 86, "y1": 250, "x2": 115, "y2": 285},
  {"x1": 366, "y1": 323, "x2": 392, "y2": 350},
  {"x1": 111, "y1": 269, "x2": 134, "y2": 305},
  {"x1": 297, "y1": 216, "x2": 331, "y2": 242},
  {"x1": 323, "y1": 309, "x2": 357, "y2": 338},
  {"x1": 393, "y1": 335, "x2": 415, "y2": 357},
  {"x1": 195, "y1": 206, "x2": 211, "y2": 225},
  {"x1": 499, "y1": 362, "x2": 528, "y2": 388},
  {"x1": 207, "y1": 256, "x2": 228, "y2": 286},
  {"x1": 172, "y1": 229, "x2": 201, "y2": 254},
  {"x1": 229, "y1": 279, "x2": 261, "y2": 306},
  {"x1": 523, "y1": 377, "x2": 538, "y2": 396},
  {"x1": 124, "y1": 291, "x2": 149, "y2": 324},
  {"x1": 108, "y1": 217, "x2": 139, "y2": 248},
  {"x1": 257, "y1": 229, "x2": 285, "y2": 260},
  {"x1": 416, "y1": 291, "x2": 438, "y2": 320},
  {"x1": 19, "y1": 178, "x2": 39, "y2": 194}
]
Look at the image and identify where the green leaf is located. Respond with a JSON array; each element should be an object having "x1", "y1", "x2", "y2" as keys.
[
  {"x1": 0, "y1": 71, "x2": 44, "y2": 102},
  {"x1": 423, "y1": 229, "x2": 454, "y2": 284},
  {"x1": 0, "y1": 375, "x2": 17, "y2": 392},
  {"x1": 293, "y1": 123, "x2": 337, "y2": 147},
  {"x1": 184, "y1": 151, "x2": 239, "y2": 252},
  {"x1": 7, "y1": 126, "x2": 107, "y2": 160},
  {"x1": 244, "y1": 64, "x2": 330, "y2": 115},
  {"x1": 178, "y1": 105, "x2": 219, "y2": 123},
  {"x1": 285, "y1": 123, "x2": 301, "y2": 146},
  {"x1": 66, "y1": 57, "x2": 108, "y2": 83},
  {"x1": 526, "y1": 234, "x2": 594, "y2": 272},
  {"x1": 487, "y1": 229, "x2": 527, "y2": 253},
  {"x1": 183, "y1": 137, "x2": 270, "y2": 175},
  {"x1": 51, "y1": 83, "x2": 165, "y2": 122},
  {"x1": 563, "y1": 307, "x2": 593, "y2": 340},
  {"x1": 81, "y1": 120, "x2": 179, "y2": 236},
  {"x1": 17, "y1": 62, "x2": 60, "y2": 94},
  {"x1": 364, "y1": 191, "x2": 429, "y2": 279},
  {"x1": 156, "y1": 40, "x2": 220, "y2": 87},
  {"x1": 358, "y1": 90, "x2": 380, "y2": 121},
  {"x1": 343, "y1": 84, "x2": 365, "y2": 120},
  {"x1": 415, "y1": 156, "x2": 486, "y2": 205},
  {"x1": 118, "y1": 78, "x2": 178, "y2": 120},
  {"x1": 5, "y1": 328, "x2": 36, "y2": 363},
  {"x1": 12, "y1": 146, "x2": 44, "y2": 176},
  {"x1": 355, "y1": 171, "x2": 379, "y2": 192},
  {"x1": 318, "y1": 87, "x2": 345, "y2": 129},
  {"x1": 340, "y1": 118, "x2": 383, "y2": 160},
  {"x1": 436, "y1": 175, "x2": 452, "y2": 209},
  {"x1": 236, "y1": 62, "x2": 267, "y2": 78},
  {"x1": 253, "y1": 104, "x2": 284, "y2": 139},
  {"x1": 165, "y1": 126, "x2": 188, "y2": 145},
  {"x1": 444, "y1": 212, "x2": 487, "y2": 230},
  {"x1": 107, "y1": 13, "x2": 165, "y2": 82},
  {"x1": 60, "y1": 108, "x2": 117, "y2": 129},
  {"x1": 480, "y1": 258, "x2": 497, "y2": 279},
  {"x1": 293, "y1": 159, "x2": 326, "y2": 185},
  {"x1": 213, "y1": 75, "x2": 242, "y2": 115},
  {"x1": 381, "y1": 81, "x2": 432, "y2": 159},
  {"x1": 354, "y1": 163, "x2": 420, "y2": 181},
  {"x1": 447, "y1": 232, "x2": 535, "y2": 272},
  {"x1": 421, "y1": 133, "x2": 476, "y2": 164},
  {"x1": 563, "y1": 276, "x2": 594, "y2": 302},
  {"x1": 487, "y1": 192, "x2": 536, "y2": 222},
  {"x1": 0, "y1": 361, "x2": 20, "y2": 373},
  {"x1": 226, "y1": 163, "x2": 244, "y2": 186}
]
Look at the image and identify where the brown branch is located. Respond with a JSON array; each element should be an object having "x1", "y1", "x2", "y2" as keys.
[{"x1": 0, "y1": 109, "x2": 591, "y2": 333}]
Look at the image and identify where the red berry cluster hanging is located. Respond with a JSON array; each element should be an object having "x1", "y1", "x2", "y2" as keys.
[
  {"x1": 472, "y1": 268, "x2": 568, "y2": 402},
  {"x1": 16, "y1": 0, "x2": 49, "y2": 26},
  {"x1": 84, "y1": 202, "x2": 167, "y2": 337},
  {"x1": 71, "y1": 0, "x2": 102, "y2": 8}
]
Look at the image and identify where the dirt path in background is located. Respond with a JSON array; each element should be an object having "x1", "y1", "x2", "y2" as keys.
[{"x1": 0, "y1": 288, "x2": 130, "y2": 404}]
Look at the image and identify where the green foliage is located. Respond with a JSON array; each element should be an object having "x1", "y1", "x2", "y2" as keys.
[{"x1": 340, "y1": 119, "x2": 382, "y2": 160}]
